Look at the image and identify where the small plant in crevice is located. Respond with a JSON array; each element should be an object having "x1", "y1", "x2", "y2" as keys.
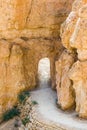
[
  {"x1": 3, "y1": 107, "x2": 20, "y2": 121},
  {"x1": 22, "y1": 116, "x2": 30, "y2": 126},
  {"x1": 32, "y1": 101, "x2": 38, "y2": 105},
  {"x1": 18, "y1": 91, "x2": 30, "y2": 104}
]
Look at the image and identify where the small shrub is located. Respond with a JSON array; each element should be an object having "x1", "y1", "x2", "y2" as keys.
[
  {"x1": 32, "y1": 101, "x2": 38, "y2": 105},
  {"x1": 3, "y1": 107, "x2": 20, "y2": 121},
  {"x1": 24, "y1": 91, "x2": 30, "y2": 97},
  {"x1": 22, "y1": 117, "x2": 30, "y2": 126},
  {"x1": 18, "y1": 91, "x2": 30, "y2": 104}
]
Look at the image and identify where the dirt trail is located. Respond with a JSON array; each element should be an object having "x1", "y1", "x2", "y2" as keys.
[{"x1": 31, "y1": 58, "x2": 87, "y2": 130}]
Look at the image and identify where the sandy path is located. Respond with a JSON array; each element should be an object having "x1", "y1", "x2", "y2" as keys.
[{"x1": 31, "y1": 58, "x2": 87, "y2": 130}]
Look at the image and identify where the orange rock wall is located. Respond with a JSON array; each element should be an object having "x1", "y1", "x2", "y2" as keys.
[
  {"x1": 0, "y1": 0, "x2": 73, "y2": 39},
  {"x1": 56, "y1": 0, "x2": 87, "y2": 118},
  {"x1": 0, "y1": 0, "x2": 74, "y2": 117}
]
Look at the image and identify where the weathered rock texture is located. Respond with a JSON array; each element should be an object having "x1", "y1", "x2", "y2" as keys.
[
  {"x1": 0, "y1": 0, "x2": 73, "y2": 40},
  {"x1": 55, "y1": 50, "x2": 75, "y2": 110},
  {"x1": 58, "y1": 0, "x2": 87, "y2": 118},
  {"x1": 60, "y1": 0, "x2": 85, "y2": 50},
  {"x1": 69, "y1": 3, "x2": 87, "y2": 118},
  {"x1": 70, "y1": 3, "x2": 87, "y2": 60},
  {"x1": 0, "y1": 38, "x2": 62, "y2": 117},
  {"x1": 0, "y1": 0, "x2": 74, "y2": 117},
  {"x1": 69, "y1": 61, "x2": 87, "y2": 118}
]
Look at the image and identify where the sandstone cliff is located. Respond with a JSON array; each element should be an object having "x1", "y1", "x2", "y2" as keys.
[
  {"x1": 56, "y1": 0, "x2": 87, "y2": 118},
  {"x1": 0, "y1": 0, "x2": 73, "y2": 117}
]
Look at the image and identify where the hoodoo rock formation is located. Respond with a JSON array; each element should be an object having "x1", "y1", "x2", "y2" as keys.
[
  {"x1": 56, "y1": 0, "x2": 87, "y2": 118},
  {"x1": 0, "y1": 0, "x2": 73, "y2": 118},
  {"x1": 69, "y1": 3, "x2": 87, "y2": 118}
]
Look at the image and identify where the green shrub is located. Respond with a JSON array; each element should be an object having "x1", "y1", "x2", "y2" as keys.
[
  {"x1": 32, "y1": 101, "x2": 38, "y2": 105},
  {"x1": 18, "y1": 91, "x2": 30, "y2": 104},
  {"x1": 3, "y1": 107, "x2": 20, "y2": 121},
  {"x1": 22, "y1": 117, "x2": 30, "y2": 126}
]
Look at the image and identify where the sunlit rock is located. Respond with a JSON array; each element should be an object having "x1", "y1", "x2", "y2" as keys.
[
  {"x1": 0, "y1": 37, "x2": 63, "y2": 117},
  {"x1": 61, "y1": 0, "x2": 85, "y2": 50},
  {"x1": 60, "y1": 0, "x2": 87, "y2": 119},
  {"x1": 55, "y1": 50, "x2": 75, "y2": 110},
  {"x1": 69, "y1": 61, "x2": 87, "y2": 118},
  {"x1": 0, "y1": 0, "x2": 74, "y2": 117},
  {"x1": 70, "y1": 4, "x2": 87, "y2": 61},
  {"x1": 0, "y1": 0, "x2": 73, "y2": 39}
]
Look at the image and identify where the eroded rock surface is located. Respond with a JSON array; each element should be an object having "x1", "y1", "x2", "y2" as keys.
[
  {"x1": 0, "y1": 0, "x2": 74, "y2": 117},
  {"x1": 70, "y1": 4, "x2": 87, "y2": 60},
  {"x1": 69, "y1": 3, "x2": 87, "y2": 118},
  {"x1": 69, "y1": 61, "x2": 87, "y2": 118},
  {"x1": 55, "y1": 50, "x2": 75, "y2": 110},
  {"x1": 0, "y1": 38, "x2": 63, "y2": 117},
  {"x1": 60, "y1": 0, "x2": 87, "y2": 118},
  {"x1": 0, "y1": 0, "x2": 73, "y2": 39},
  {"x1": 61, "y1": 0, "x2": 85, "y2": 50}
]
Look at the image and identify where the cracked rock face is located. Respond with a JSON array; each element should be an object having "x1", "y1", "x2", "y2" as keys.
[
  {"x1": 0, "y1": 0, "x2": 73, "y2": 39},
  {"x1": 0, "y1": 0, "x2": 74, "y2": 117},
  {"x1": 0, "y1": 40, "x2": 26, "y2": 116},
  {"x1": 0, "y1": 0, "x2": 31, "y2": 30},
  {"x1": 69, "y1": 3, "x2": 87, "y2": 118},
  {"x1": 0, "y1": 38, "x2": 63, "y2": 117},
  {"x1": 60, "y1": 0, "x2": 87, "y2": 118},
  {"x1": 55, "y1": 50, "x2": 75, "y2": 110},
  {"x1": 69, "y1": 61, "x2": 87, "y2": 118},
  {"x1": 61, "y1": 0, "x2": 85, "y2": 50},
  {"x1": 70, "y1": 4, "x2": 87, "y2": 61}
]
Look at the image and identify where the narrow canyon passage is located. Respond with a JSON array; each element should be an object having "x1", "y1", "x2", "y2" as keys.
[{"x1": 31, "y1": 58, "x2": 87, "y2": 130}]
